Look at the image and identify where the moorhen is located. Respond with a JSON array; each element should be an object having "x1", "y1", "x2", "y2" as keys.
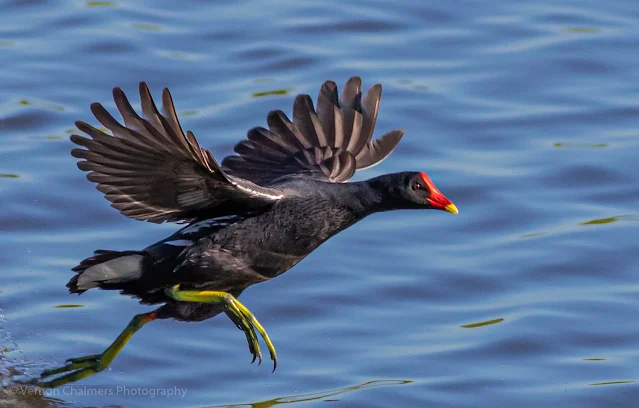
[{"x1": 39, "y1": 77, "x2": 457, "y2": 387}]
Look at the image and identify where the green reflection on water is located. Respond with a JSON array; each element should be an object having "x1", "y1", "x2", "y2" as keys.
[
  {"x1": 579, "y1": 216, "x2": 623, "y2": 225},
  {"x1": 0, "y1": 174, "x2": 20, "y2": 179},
  {"x1": 581, "y1": 217, "x2": 618, "y2": 225},
  {"x1": 553, "y1": 142, "x2": 607, "y2": 148},
  {"x1": 207, "y1": 380, "x2": 411, "y2": 408},
  {"x1": 252, "y1": 88, "x2": 293, "y2": 98},
  {"x1": 132, "y1": 23, "x2": 162, "y2": 32},
  {"x1": 564, "y1": 27, "x2": 600, "y2": 33},
  {"x1": 53, "y1": 304, "x2": 84, "y2": 309},
  {"x1": 0, "y1": 41, "x2": 15, "y2": 47},
  {"x1": 590, "y1": 380, "x2": 635, "y2": 386},
  {"x1": 462, "y1": 318, "x2": 504, "y2": 328},
  {"x1": 581, "y1": 215, "x2": 639, "y2": 226},
  {"x1": 520, "y1": 232, "x2": 545, "y2": 238},
  {"x1": 86, "y1": 1, "x2": 115, "y2": 6},
  {"x1": 17, "y1": 99, "x2": 65, "y2": 111},
  {"x1": 579, "y1": 215, "x2": 639, "y2": 225}
]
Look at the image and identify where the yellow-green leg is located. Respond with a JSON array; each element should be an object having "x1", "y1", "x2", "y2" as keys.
[
  {"x1": 165, "y1": 284, "x2": 277, "y2": 371},
  {"x1": 37, "y1": 312, "x2": 156, "y2": 388}
]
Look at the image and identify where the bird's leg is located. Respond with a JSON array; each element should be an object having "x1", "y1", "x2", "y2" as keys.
[
  {"x1": 37, "y1": 311, "x2": 156, "y2": 388},
  {"x1": 165, "y1": 284, "x2": 277, "y2": 371}
]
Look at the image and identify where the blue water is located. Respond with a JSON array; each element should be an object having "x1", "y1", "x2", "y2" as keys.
[{"x1": 1, "y1": 0, "x2": 639, "y2": 406}]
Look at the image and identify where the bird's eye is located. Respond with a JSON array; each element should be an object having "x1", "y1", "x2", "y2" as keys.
[{"x1": 412, "y1": 182, "x2": 423, "y2": 190}]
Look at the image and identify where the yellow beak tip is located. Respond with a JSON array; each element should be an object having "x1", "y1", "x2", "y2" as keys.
[{"x1": 444, "y1": 204, "x2": 459, "y2": 215}]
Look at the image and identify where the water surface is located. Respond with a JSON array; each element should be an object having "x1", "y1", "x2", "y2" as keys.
[{"x1": 1, "y1": 0, "x2": 639, "y2": 407}]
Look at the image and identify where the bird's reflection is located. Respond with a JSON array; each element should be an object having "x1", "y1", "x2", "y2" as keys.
[{"x1": 207, "y1": 380, "x2": 412, "y2": 408}]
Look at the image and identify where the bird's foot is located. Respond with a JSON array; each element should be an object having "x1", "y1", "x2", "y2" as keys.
[
  {"x1": 166, "y1": 284, "x2": 277, "y2": 371},
  {"x1": 37, "y1": 354, "x2": 106, "y2": 388},
  {"x1": 36, "y1": 312, "x2": 155, "y2": 388}
]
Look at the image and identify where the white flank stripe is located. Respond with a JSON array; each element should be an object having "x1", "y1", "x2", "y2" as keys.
[
  {"x1": 164, "y1": 240, "x2": 194, "y2": 247},
  {"x1": 235, "y1": 183, "x2": 283, "y2": 200}
]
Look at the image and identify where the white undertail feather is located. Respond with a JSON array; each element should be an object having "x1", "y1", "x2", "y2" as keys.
[{"x1": 76, "y1": 255, "x2": 144, "y2": 291}]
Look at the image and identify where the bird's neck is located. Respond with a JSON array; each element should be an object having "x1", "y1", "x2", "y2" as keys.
[{"x1": 327, "y1": 178, "x2": 390, "y2": 218}]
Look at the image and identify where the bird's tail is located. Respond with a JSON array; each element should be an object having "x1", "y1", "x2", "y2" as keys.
[{"x1": 67, "y1": 250, "x2": 148, "y2": 294}]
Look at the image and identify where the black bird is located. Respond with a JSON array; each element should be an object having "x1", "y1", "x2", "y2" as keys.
[{"x1": 39, "y1": 77, "x2": 457, "y2": 387}]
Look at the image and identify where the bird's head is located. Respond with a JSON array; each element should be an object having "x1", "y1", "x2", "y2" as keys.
[{"x1": 371, "y1": 171, "x2": 458, "y2": 214}]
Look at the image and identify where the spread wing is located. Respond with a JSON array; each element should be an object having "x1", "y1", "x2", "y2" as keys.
[
  {"x1": 71, "y1": 83, "x2": 283, "y2": 224},
  {"x1": 222, "y1": 76, "x2": 404, "y2": 184}
]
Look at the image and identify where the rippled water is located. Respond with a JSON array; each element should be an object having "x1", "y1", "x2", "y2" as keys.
[{"x1": 1, "y1": 0, "x2": 638, "y2": 407}]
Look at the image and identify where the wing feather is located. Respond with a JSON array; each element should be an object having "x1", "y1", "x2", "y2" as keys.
[
  {"x1": 223, "y1": 77, "x2": 403, "y2": 184},
  {"x1": 72, "y1": 83, "x2": 283, "y2": 223}
]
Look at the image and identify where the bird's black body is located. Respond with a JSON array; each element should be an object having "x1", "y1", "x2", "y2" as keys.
[
  {"x1": 71, "y1": 174, "x2": 430, "y2": 310},
  {"x1": 38, "y1": 77, "x2": 457, "y2": 387}
]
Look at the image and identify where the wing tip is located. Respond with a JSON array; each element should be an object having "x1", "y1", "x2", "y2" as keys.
[
  {"x1": 161, "y1": 87, "x2": 173, "y2": 104},
  {"x1": 89, "y1": 102, "x2": 104, "y2": 114},
  {"x1": 138, "y1": 81, "x2": 150, "y2": 94},
  {"x1": 294, "y1": 93, "x2": 314, "y2": 107},
  {"x1": 74, "y1": 120, "x2": 97, "y2": 136},
  {"x1": 347, "y1": 76, "x2": 362, "y2": 85},
  {"x1": 321, "y1": 80, "x2": 338, "y2": 91},
  {"x1": 369, "y1": 83, "x2": 382, "y2": 92},
  {"x1": 267, "y1": 109, "x2": 290, "y2": 123},
  {"x1": 112, "y1": 86, "x2": 125, "y2": 97}
]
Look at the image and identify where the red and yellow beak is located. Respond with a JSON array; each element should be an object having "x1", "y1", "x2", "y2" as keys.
[
  {"x1": 420, "y1": 172, "x2": 458, "y2": 214},
  {"x1": 429, "y1": 197, "x2": 458, "y2": 214}
]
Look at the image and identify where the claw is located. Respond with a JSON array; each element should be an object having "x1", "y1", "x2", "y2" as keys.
[
  {"x1": 65, "y1": 354, "x2": 100, "y2": 365},
  {"x1": 232, "y1": 298, "x2": 278, "y2": 371},
  {"x1": 166, "y1": 284, "x2": 277, "y2": 371}
]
